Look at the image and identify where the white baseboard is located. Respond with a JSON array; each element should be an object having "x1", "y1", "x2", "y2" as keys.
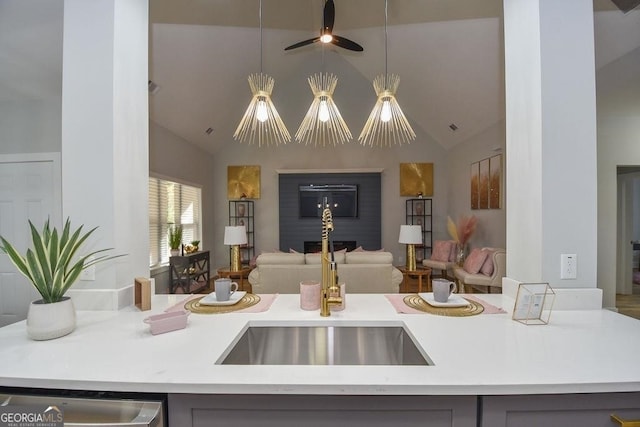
[{"x1": 502, "y1": 277, "x2": 603, "y2": 310}]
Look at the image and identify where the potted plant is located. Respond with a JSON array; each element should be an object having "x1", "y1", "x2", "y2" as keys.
[
  {"x1": 168, "y1": 224, "x2": 183, "y2": 256},
  {"x1": 0, "y1": 218, "x2": 124, "y2": 340}
]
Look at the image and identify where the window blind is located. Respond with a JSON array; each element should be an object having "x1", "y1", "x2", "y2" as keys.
[{"x1": 149, "y1": 177, "x2": 202, "y2": 267}]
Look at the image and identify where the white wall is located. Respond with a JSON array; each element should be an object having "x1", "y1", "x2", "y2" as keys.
[
  {"x1": 597, "y1": 47, "x2": 640, "y2": 308},
  {"x1": 504, "y1": 0, "x2": 598, "y2": 289},
  {"x1": 149, "y1": 121, "x2": 216, "y2": 259},
  {"x1": 208, "y1": 135, "x2": 447, "y2": 269},
  {"x1": 447, "y1": 121, "x2": 506, "y2": 250},
  {"x1": 0, "y1": 0, "x2": 62, "y2": 154},
  {"x1": 635, "y1": 177, "x2": 640, "y2": 242},
  {"x1": 0, "y1": 99, "x2": 61, "y2": 154},
  {"x1": 62, "y1": 0, "x2": 149, "y2": 296}
]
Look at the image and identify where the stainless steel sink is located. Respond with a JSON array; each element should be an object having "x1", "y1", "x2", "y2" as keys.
[{"x1": 218, "y1": 324, "x2": 432, "y2": 365}]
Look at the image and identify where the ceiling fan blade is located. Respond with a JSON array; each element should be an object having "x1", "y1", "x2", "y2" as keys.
[
  {"x1": 284, "y1": 37, "x2": 320, "y2": 51},
  {"x1": 323, "y1": 0, "x2": 335, "y2": 34},
  {"x1": 332, "y1": 35, "x2": 364, "y2": 52}
]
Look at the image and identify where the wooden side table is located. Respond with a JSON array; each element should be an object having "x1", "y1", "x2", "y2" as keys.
[
  {"x1": 217, "y1": 267, "x2": 253, "y2": 293},
  {"x1": 397, "y1": 266, "x2": 432, "y2": 293}
]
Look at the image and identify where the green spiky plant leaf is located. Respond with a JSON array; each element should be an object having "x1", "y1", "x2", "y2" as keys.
[
  {"x1": 168, "y1": 224, "x2": 183, "y2": 250},
  {"x1": 0, "y1": 218, "x2": 125, "y2": 303}
]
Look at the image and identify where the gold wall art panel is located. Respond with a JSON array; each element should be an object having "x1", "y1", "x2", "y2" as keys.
[
  {"x1": 470, "y1": 154, "x2": 502, "y2": 209},
  {"x1": 227, "y1": 165, "x2": 261, "y2": 199},
  {"x1": 399, "y1": 163, "x2": 433, "y2": 197}
]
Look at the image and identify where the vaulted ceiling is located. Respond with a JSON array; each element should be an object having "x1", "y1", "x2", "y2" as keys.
[
  {"x1": 148, "y1": 0, "x2": 640, "y2": 154},
  {"x1": 3, "y1": 1, "x2": 640, "y2": 155}
]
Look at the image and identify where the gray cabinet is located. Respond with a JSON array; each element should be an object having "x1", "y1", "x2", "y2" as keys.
[
  {"x1": 482, "y1": 392, "x2": 640, "y2": 427},
  {"x1": 169, "y1": 250, "x2": 210, "y2": 294},
  {"x1": 169, "y1": 394, "x2": 477, "y2": 427}
]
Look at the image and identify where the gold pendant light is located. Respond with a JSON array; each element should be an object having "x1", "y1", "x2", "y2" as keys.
[
  {"x1": 295, "y1": 72, "x2": 352, "y2": 147},
  {"x1": 359, "y1": 0, "x2": 415, "y2": 147},
  {"x1": 233, "y1": 0, "x2": 290, "y2": 147}
]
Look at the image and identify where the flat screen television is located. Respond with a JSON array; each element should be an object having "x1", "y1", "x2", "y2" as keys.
[{"x1": 299, "y1": 184, "x2": 358, "y2": 218}]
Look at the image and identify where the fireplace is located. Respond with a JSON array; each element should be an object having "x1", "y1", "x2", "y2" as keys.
[
  {"x1": 279, "y1": 172, "x2": 381, "y2": 252},
  {"x1": 304, "y1": 240, "x2": 357, "y2": 254}
]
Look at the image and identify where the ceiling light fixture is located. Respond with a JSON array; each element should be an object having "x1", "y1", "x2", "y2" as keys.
[
  {"x1": 359, "y1": 0, "x2": 416, "y2": 147},
  {"x1": 233, "y1": 0, "x2": 290, "y2": 147},
  {"x1": 295, "y1": 72, "x2": 352, "y2": 146}
]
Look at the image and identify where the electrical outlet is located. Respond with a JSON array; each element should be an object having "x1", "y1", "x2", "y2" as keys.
[
  {"x1": 561, "y1": 254, "x2": 577, "y2": 279},
  {"x1": 80, "y1": 256, "x2": 95, "y2": 281}
]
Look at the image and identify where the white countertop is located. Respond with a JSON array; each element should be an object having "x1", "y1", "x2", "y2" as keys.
[{"x1": 0, "y1": 293, "x2": 639, "y2": 396}]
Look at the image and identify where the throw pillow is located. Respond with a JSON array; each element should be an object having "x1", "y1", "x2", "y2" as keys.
[
  {"x1": 448, "y1": 241, "x2": 458, "y2": 262},
  {"x1": 480, "y1": 249, "x2": 495, "y2": 276},
  {"x1": 430, "y1": 240, "x2": 453, "y2": 262},
  {"x1": 463, "y1": 248, "x2": 489, "y2": 274},
  {"x1": 352, "y1": 246, "x2": 384, "y2": 252}
]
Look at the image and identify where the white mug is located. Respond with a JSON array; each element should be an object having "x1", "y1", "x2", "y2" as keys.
[
  {"x1": 432, "y1": 278, "x2": 457, "y2": 303},
  {"x1": 215, "y1": 278, "x2": 238, "y2": 302}
]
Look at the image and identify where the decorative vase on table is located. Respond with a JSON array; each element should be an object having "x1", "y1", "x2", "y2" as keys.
[
  {"x1": 27, "y1": 297, "x2": 76, "y2": 340},
  {"x1": 237, "y1": 203, "x2": 246, "y2": 217},
  {"x1": 456, "y1": 244, "x2": 467, "y2": 266},
  {"x1": 415, "y1": 201, "x2": 424, "y2": 216}
]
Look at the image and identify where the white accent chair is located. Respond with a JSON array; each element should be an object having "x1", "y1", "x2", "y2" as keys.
[
  {"x1": 422, "y1": 240, "x2": 457, "y2": 279},
  {"x1": 453, "y1": 248, "x2": 506, "y2": 293}
]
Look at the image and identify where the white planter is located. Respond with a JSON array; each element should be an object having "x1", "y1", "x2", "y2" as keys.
[
  {"x1": 170, "y1": 249, "x2": 180, "y2": 257},
  {"x1": 27, "y1": 297, "x2": 76, "y2": 340}
]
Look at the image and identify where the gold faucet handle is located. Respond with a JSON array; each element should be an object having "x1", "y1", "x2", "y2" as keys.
[{"x1": 327, "y1": 295, "x2": 342, "y2": 305}]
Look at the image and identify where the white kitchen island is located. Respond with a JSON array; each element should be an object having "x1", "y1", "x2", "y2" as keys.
[{"x1": 0, "y1": 293, "x2": 639, "y2": 426}]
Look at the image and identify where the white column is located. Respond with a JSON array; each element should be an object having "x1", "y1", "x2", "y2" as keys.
[
  {"x1": 504, "y1": 0, "x2": 598, "y2": 289},
  {"x1": 61, "y1": 0, "x2": 149, "y2": 301}
]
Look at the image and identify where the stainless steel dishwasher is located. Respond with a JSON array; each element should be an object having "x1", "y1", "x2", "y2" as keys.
[{"x1": 0, "y1": 392, "x2": 165, "y2": 426}]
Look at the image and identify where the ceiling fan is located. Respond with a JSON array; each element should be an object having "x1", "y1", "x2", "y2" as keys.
[{"x1": 284, "y1": 0, "x2": 364, "y2": 52}]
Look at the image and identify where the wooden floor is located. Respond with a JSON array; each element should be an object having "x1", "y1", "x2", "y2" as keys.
[{"x1": 616, "y1": 283, "x2": 640, "y2": 320}]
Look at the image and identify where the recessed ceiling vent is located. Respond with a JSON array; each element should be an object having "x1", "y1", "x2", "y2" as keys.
[
  {"x1": 449, "y1": 123, "x2": 458, "y2": 131},
  {"x1": 611, "y1": 0, "x2": 640, "y2": 13}
]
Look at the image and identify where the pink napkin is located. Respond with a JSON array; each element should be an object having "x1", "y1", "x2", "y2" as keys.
[
  {"x1": 165, "y1": 293, "x2": 278, "y2": 314},
  {"x1": 384, "y1": 294, "x2": 506, "y2": 314}
]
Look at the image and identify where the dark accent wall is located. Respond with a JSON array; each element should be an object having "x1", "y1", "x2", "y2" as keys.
[{"x1": 279, "y1": 173, "x2": 381, "y2": 252}]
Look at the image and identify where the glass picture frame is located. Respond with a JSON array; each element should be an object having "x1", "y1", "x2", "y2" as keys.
[{"x1": 512, "y1": 282, "x2": 555, "y2": 325}]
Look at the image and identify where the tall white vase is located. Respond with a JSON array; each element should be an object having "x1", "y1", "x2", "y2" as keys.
[{"x1": 27, "y1": 297, "x2": 76, "y2": 340}]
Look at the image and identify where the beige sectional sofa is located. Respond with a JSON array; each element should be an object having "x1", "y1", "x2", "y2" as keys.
[{"x1": 248, "y1": 251, "x2": 403, "y2": 294}]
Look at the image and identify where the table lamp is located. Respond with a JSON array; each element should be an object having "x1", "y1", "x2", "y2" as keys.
[
  {"x1": 224, "y1": 225, "x2": 247, "y2": 271},
  {"x1": 399, "y1": 225, "x2": 422, "y2": 271}
]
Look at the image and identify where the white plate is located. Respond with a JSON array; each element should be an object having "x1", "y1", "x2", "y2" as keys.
[
  {"x1": 200, "y1": 291, "x2": 247, "y2": 306},
  {"x1": 418, "y1": 292, "x2": 471, "y2": 308}
]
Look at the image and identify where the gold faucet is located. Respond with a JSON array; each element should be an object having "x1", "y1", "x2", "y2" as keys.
[{"x1": 320, "y1": 206, "x2": 342, "y2": 317}]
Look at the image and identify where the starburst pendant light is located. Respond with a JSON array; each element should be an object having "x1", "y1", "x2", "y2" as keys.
[
  {"x1": 295, "y1": 73, "x2": 352, "y2": 146},
  {"x1": 233, "y1": 0, "x2": 290, "y2": 147},
  {"x1": 359, "y1": 0, "x2": 415, "y2": 147}
]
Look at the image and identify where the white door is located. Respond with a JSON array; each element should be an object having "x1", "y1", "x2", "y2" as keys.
[{"x1": 0, "y1": 155, "x2": 61, "y2": 327}]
